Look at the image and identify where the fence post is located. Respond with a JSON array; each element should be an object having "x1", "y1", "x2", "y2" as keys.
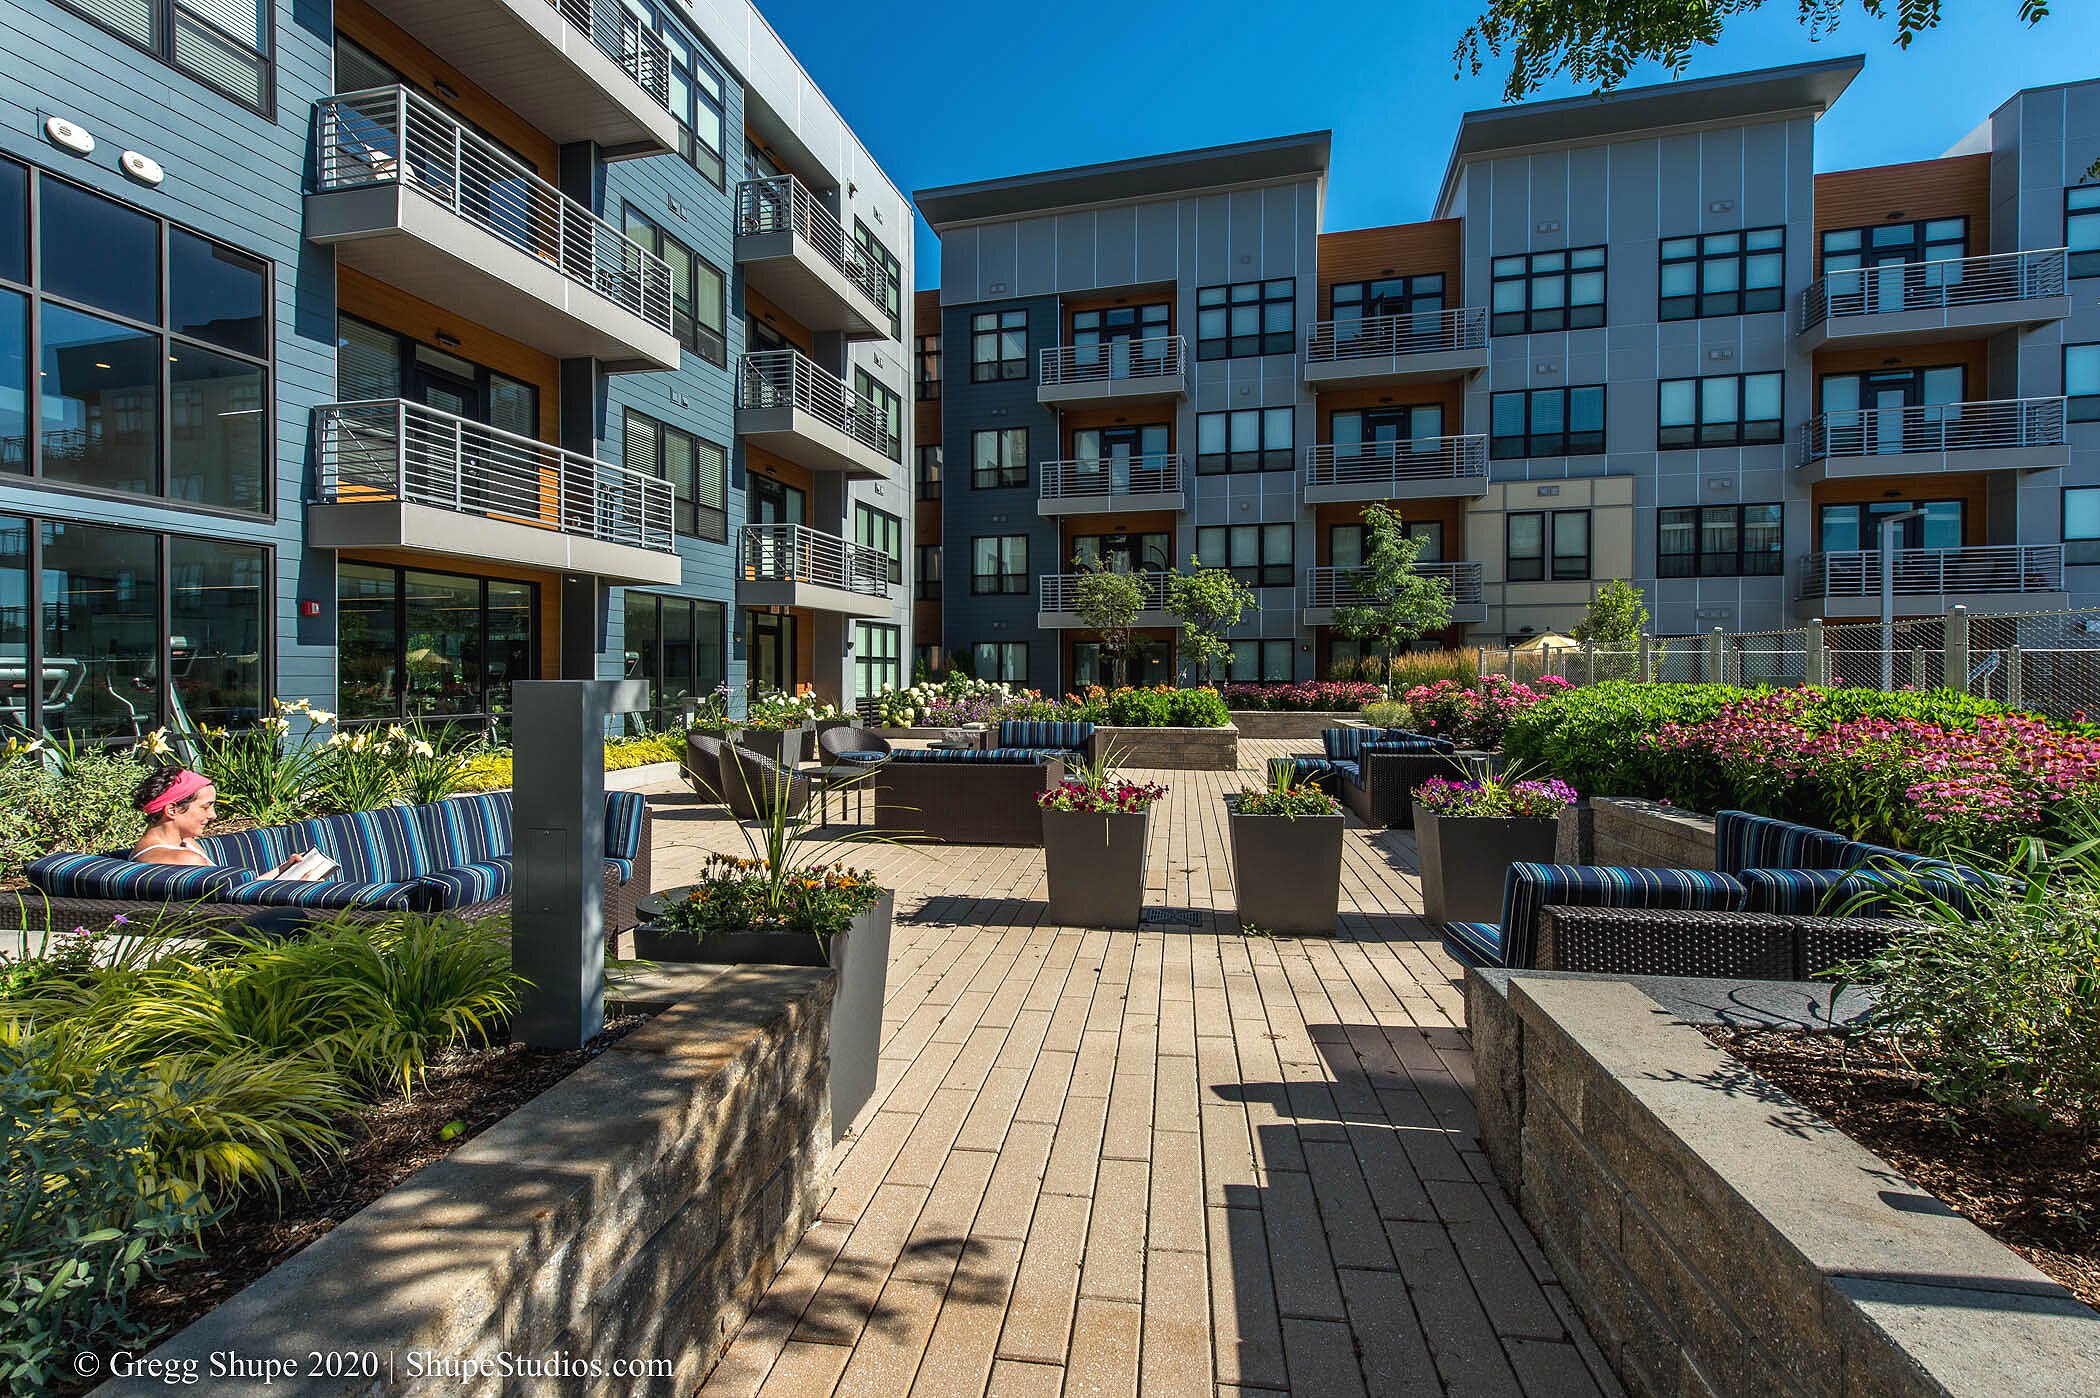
[
  {"x1": 1704, "y1": 628, "x2": 1725, "y2": 685},
  {"x1": 1910, "y1": 647, "x2": 1927, "y2": 689},
  {"x1": 2007, "y1": 645, "x2": 2023, "y2": 706},
  {"x1": 1943, "y1": 604, "x2": 1970, "y2": 695},
  {"x1": 1638, "y1": 631, "x2": 1653, "y2": 684},
  {"x1": 1583, "y1": 640, "x2": 1595, "y2": 686},
  {"x1": 1805, "y1": 619, "x2": 1826, "y2": 687}
]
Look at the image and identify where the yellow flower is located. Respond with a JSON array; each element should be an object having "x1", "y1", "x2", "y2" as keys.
[{"x1": 140, "y1": 728, "x2": 172, "y2": 757}]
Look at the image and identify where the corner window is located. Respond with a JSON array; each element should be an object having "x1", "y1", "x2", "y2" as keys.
[
  {"x1": 971, "y1": 428, "x2": 1027, "y2": 489},
  {"x1": 2071, "y1": 187, "x2": 2100, "y2": 279},
  {"x1": 1196, "y1": 279, "x2": 1294, "y2": 360},
  {"x1": 971, "y1": 310, "x2": 1027, "y2": 382},
  {"x1": 1659, "y1": 228, "x2": 1783, "y2": 320},
  {"x1": 1659, "y1": 504, "x2": 1783, "y2": 578},
  {"x1": 1490, "y1": 248, "x2": 1605, "y2": 335},
  {"x1": 1489, "y1": 387, "x2": 1605, "y2": 460},
  {"x1": 971, "y1": 535, "x2": 1028, "y2": 594},
  {"x1": 2066, "y1": 487, "x2": 2100, "y2": 565},
  {"x1": 1508, "y1": 510, "x2": 1589, "y2": 583},
  {"x1": 1657, "y1": 372, "x2": 1783, "y2": 449}
]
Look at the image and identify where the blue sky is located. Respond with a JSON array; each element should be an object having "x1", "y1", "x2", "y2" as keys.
[{"x1": 752, "y1": 0, "x2": 2100, "y2": 290}]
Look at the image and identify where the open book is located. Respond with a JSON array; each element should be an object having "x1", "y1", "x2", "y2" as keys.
[{"x1": 271, "y1": 848, "x2": 341, "y2": 882}]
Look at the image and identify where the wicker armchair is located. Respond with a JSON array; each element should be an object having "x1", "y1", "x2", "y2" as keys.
[
  {"x1": 1342, "y1": 748, "x2": 1457, "y2": 829},
  {"x1": 818, "y1": 725, "x2": 892, "y2": 765},
  {"x1": 684, "y1": 731, "x2": 727, "y2": 800},
  {"x1": 718, "y1": 744, "x2": 813, "y2": 821}
]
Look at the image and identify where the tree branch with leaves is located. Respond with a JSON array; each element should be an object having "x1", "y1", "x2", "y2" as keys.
[
  {"x1": 1072, "y1": 563, "x2": 1149, "y2": 689},
  {"x1": 1166, "y1": 557, "x2": 1259, "y2": 688},
  {"x1": 1330, "y1": 505, "x2": 1455, "y2": 696}
]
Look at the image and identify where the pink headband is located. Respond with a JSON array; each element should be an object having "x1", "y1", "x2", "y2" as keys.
[{"x1": 144, "y1": 769, "x2": 210, "y2": 815}]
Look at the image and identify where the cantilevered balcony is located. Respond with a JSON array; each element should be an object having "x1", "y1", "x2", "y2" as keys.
[
  {"x1": 1037, "y1": 455, "x2": 1186, "y2": 517},
  {"x1": 1302, "y1": 436, "x2": 1489, "y2": 506},
  {"x1": 736, "y1": 349, "x2": 900, "y2": 481},
  {"x1": 1796, "y1": 545, "x2": 2067, "y2": 620},
  {"x1": 1301, "y1": 562, "x2": 1486, "y2": 628},
  {"x1": 311, "y1": 88, "x2": 679, "y2": 371},
  {"x1": 735, "y1": 175, "x2": 890, "y2": 340},
  {"x1": 1798, "y1": 248, "x2": 2069, "y2": 351},
  {"x1": 1037, "y1": 571, "x2": 1173, "y2": 629},
  {"x1": 1302, "y1": 307, "x2": 1489, "y2": 390},
  {"x1": 738, "y1": 524, "x2": 896, "y2": 619},
  {"x1": 354, "y1": 0, "x2": 680, "y2": 154},
  {"x1": 311, "y1": 399, "x2": 679, "y2": 585},
  {"x1": 1038, "y1": 336, "x2": 1187, "y2": 407},
  {"x1": 1797, "y1": 397, "x2": 2068, "y2": 482}
]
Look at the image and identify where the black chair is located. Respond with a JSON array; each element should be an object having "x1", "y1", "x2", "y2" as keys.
[{"x1": 717, "y1": 744, "x2": 813, "y2": 821}]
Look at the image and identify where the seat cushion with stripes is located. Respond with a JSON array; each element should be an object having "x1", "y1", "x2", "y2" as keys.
[
  {"x1": 1713, "y1": 810, "x2": 1851, "y2": 874},
  {"x1": 223, "y1": 875, "x2": 435, "y2": 911},
  {"x1": 1364, "y1": 739, "x2": 1455, "y2": 756},
  {"x1": 195, "y1": 825, "x2": 298, "y2": 874},
  {"x1": 24, "y1": 853, "x2": 255, "y2": 902},
  {"x1": 1267, "y1": 756, "x2": 1338, "y2": 787},
  {"x1": 1323, "y1": 727, "x2": 1453, "y2": 762},
  {"x1": 999, "y1": 720, "x2": 1094, "y2": 751},
  {"x1": 417, "y1": 791, "x2": 514, "y2": 867},
  {"x1": 1741, "y1": 865, "x2": 1990, "y2": 920},
  {"x1": 605, "y1": 791, "x2": 647, "y2": 863},
  {"x1": 1442, "y1": 920, "x2": 1506, "y2": 968},
  {"x1": 888, "y1": 748, "x2": 1054, "y2": 764},
  {"x1": 419, "y1": 860, "x2": 513, "y2": 910},
  {"x1": 282, "y1": 806, "x2": 437, "y2": 883},
  {"x1": 1474, "y1": 862, "x2": 1751, "y2": 969}
]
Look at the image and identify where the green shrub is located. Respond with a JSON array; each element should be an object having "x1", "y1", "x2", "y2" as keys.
[
  {"x1": 606, "y1": 733, "x2": 682, "y2": 769},
  {"x1": 0, "y1": 749, "x2": 149, "y2": 882},
  {"x1": 1361, "y1": 700, "x2": 1409, "y2": 728},
  {"x1": 1499, "y1": 681, "x2": 1743, "y2": 802},
  {"x1": 1085, "y1": 688, "x2": 1231, "y2": 728},
  {"x1": 1382, "y1": 648, "x2": 1483, "y2": 690}
]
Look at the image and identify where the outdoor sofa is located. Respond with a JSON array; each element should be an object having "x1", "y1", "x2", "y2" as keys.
[
  {"x1": 22, "y1": 791, "x2": 651, "y2": 932},
  {"x1": 995, "y1": 719, "x2": 1094, "y2": 765},
  {"x1": 1268, "y1": 728, "x2": 1459, "y2": 828},
  {"x1": 873, "y1": 749, "x2": 1065, "y2": 845},
  {"x1": 1441, "y1": 808, "x2": 1998, "y2": 973}
]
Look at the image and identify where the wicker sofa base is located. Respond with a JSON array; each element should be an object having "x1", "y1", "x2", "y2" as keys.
[
  {"x1": 1535, "y1": 905, "x2": 1905, "y2": 980},
  {"x1": 1341, "y1": 751, "x2": 1456, "y2": 829},
  {"x1": 874, "y1": 759, "x2": 1063, "y2": 845}
]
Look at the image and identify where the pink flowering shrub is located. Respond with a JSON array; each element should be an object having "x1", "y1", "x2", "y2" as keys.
[
  {"x1": 1401, "y1": 674, "x2": 1573, "y2": 750},
  {"x1": 1221, "y1": 681, "x2": 1382, "y2": 712}
]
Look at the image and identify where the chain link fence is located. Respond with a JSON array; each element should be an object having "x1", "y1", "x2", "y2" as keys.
[{"x1": 1477, "y1": 605, "x2": 2100, "y2": 722}]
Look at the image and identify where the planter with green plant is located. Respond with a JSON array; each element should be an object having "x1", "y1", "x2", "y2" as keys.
[
  {"x1": 1412, "y1": 772, "x2": 1578, "y2": 926},
  {"x1": 1036, "y1": 750, "x2": 1167, "y2": 929},
  {"x1": 1228, "y1": 772, "x2": 1344, "y2": 935}
]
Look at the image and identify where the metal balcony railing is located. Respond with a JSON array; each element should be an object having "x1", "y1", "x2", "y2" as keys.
[
  {"x1": 315, "y1": 87, "x2": 673, "y2": 334},
  {"x1": 737, "y1": 349, "x2": 902, "y2": 462},
  {"x1": 1800, "y1": 397, "x2": 2067, "y2": 465},
  {"x1": 741, "y1": 524, "x2": 895, "y2": 595},
  {"x1": 1304, "y1": 436, "x2": 1488, "y2": 493},
  {"x1": 735, "y1": 174, "x2": 886, "y2": 305},
  {"x1": 1304, "y1": 562, "x2": 1484, "y2": 610},
  {"x1": 1038, "y1": 571, "x2": 1172, "y2": 612},
  {"x1": 315, "y1": 399, "x2": 675, "y2": 553},
  {"x1": 1799, "y1": 545, "x2": 2065, "y2": 600},
  {"x1": 553, "y1": 0, "x2": 671, "y2": 108},
  {"x1": 1039, "y1": 335, "x2": 1185, "y2": 388},
  {"x1": 1039, "y1": 454, "x2": 1184, "y2": 503},
  {"x1": 1800, "y1": 247, "x2": 2067, "y2": 331},
  {"x1": 1303, "y1": 306, "x2": 1488, "y2": 365}
]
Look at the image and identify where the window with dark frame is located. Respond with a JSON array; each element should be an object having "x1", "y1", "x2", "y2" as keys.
[
  {"x1": 971, "y1": 641, "x2": 1026, "y2": 682},
  {"x1": 1506, "y1": 510, "x2": 1590, "y2": 582},
  {"x1": 971, "y1": 534, "x2": 1027, "y2": 594},
  {"x1": 855, "y1": 621, "x2": 900, "y2": 695},
  {"x1": 854, "y1": 503, "x2": 903, "y2": 584},
  {"x1": 916, "y1": 444, "x2": 942, "y2": 499},
  {"x1": 1658, "y1": 228, "x2": 1784, "y2": 320},
  {"x1": 853, "y1": 220, "x2": 902, "y2": 339},
  {"x1": 1196, "y1": 278, "x2": 1294, "y2": 359},
  {"x1": 622, "y1": 204, "x2": 726, "y2": 365},
  {"x1": 1195, "y1": 523, "x2": 1293, "y2": 588},
  {"x1": 1490, "y1": 247, "x2": 1605, "y2": 335},
  {"x1": 971, "y1": 428, "x2": 1027, "y2": 489},
  {"x1": 1196, "y1": 407, "x2": 1294, "y2": 474},
  {"x1": 337, "y1": 560, "x2": 534, "y2": 728},
  {"x1": 1658, "y1": 504, "x2": 1784, "y2": 578},
  {"x1": 854, "y1": 367, "x2": 902, "y2": 461},
  {"x1": 915, "y1": 544, "x2": 941, "y2": 600},
  {"x1": 53, "y1": 0, "x2": 272, "y2": 113},
  {"x1": 2070, "y1": 187, "x2": 2100, "y2": 279},
  {"x1": 2065, "y1": 486, "x2": 2100, "y2": 565},
  {"x1": 622, "y1": 591, "x2": 726, "y2": 725},
  {"x1": 2067, "y1": 344, "x2": 2100, "y2": 422},
  {"x1": 971, "y1": 310, "x2": 1027, "y2": 381},
  {"x1": 629, "y1": 3, "x2": 726, "y2": 188},
  {"x1": 623, "y1": 407, "x2": 726, "y2": 541},
  {"x1": 1657, "y1": 372, "x2": 1783, "y2": 449},
  {"x1": 916, "y1": 332, "x2": 940, "y2": 399},
  {"x1": 1820, "y1": 220, "x2": 1966, "y2": 277},
  {"x1": 1227, "y1": 639, "x2": 1294, "y2": 683},
  {"x1": 1488, "y1": 387, "x2": 1605, "y2": 459},
  {"x1": 1330, "y1": 274, "x2": 1444, "y2": 326}
]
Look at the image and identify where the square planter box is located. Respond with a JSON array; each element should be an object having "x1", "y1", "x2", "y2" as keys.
[
  {"x1": 635, "y1": 889, "x2": 893, "y2": 1142},
  {"x1": 1228, "y1": 804, "x2": 1343, "y2": 935},
  {"x1": 1043, "y1": 808, "x2": 1150, "y2": 928},
  {"x1": 696, "y1": 723, "x2": 809, "y2": 767},
  {"x1": 1414, "y1": 802, "x2": 1562, "y2": 927}
]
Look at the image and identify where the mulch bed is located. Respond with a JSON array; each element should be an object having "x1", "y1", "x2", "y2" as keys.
[
  {"x1": 123, "y1": 1014, "x2": 648, "y2": 1346},
  {"x1": 1709, "y1": 1027, "x2": 2100, "y2": 1309}
]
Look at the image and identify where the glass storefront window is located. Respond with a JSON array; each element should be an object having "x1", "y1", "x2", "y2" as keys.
[
  {"x1": 170, "y1": 535, "x2": 264, "y2": 729},
  {"x1": 170, "y1": 346, "x2": 266, "y2": 511},
  {"x1": 337, "y1": 563, "x2": 538, "y2": 727},
  {"x1": 41, "y1": 521, "x2": 160, "y2": 740},
  {"x1": 624, "y1": 591, "x2": 724, "y2": 726},
  {"x1": 403, "y1": 570, "x2": 483, "y2": 719},
  {"x1": 40, "y1": 304, "x2": 160, "y2": 495},
  {"x1": 0, "y1": 289, "x2": 24, "y2": 474}
]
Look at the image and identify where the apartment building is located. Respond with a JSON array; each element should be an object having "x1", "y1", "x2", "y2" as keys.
[
  {"x1": 0, "y1": 0, "x2": 910, "y2": 745},
  {"x1": 918, "y1": 56, "x2": 2100, "y2": 689}
]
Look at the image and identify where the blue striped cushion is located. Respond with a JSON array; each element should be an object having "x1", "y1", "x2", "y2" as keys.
[
  {"x1": 1268, "y1": 756, "x2": 1337, "y2": 785},
  {"x1": 283, "y1": 806, "x2": 435, "y2": 883},
  {"x1": 1485, "y1": 862, "x2": 1751, "y2": 969},
  {"x1": 1442, "y1": 920, "x2": 1505, "y2": 968},
  {"x1": 1713, "y1": 810, "x2": 1850, "y2": 874},
  {"x1": 25, "y1": 853, "x2": 255, "y2": 901},
  {"x1": 1000, "y1": 719, "x2": 1093, "y2": 750},
  {"x1": 603, "y1": 856, "x2": 636, "y2": 884},
  {"x1": 1323, "y1": 727, "x2": 1442, "y2": 761},
  {"x1": 889, "y1": 748, "x2": 1055, "y2": 764},
  {"x1": 1831, "y1": 838, "x2": 1947, "y2": 875},
  {"x1": 223, "y1": 876, "x2": 434, "y2": 911},
  {"x1": 839, "y1": 750, "x2": 889, "y2": 763},
  {"x1": 419, "y1": 860, "x2": 512, "y2": 909},
  {"x1": 417, "y1": 792, "x2": 513, "y2": 866},
  {"x1": 605, "y1": 791, "x2": 647, "y2": 862},
  {"x1": 196, "y1": 826, "x2": 297, "y2": 873},
  {"x1": 1365, "y1": 739, "x2": 1453, "y2": 756},
  {"x1": 1742, "y1": 865, "x2": 1990, "y2": 919}
]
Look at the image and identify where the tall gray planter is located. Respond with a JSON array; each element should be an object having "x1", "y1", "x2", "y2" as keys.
[
  {"x1": 1228, "y1": 804, "x2": 1343, "y2": 935},
  {"x1": 633, "y1": 890, "x2": 893, "y2": 1143},
  {"x1": 1042, "y1": 809, "x2": 1150, "y2": 928},
  {"x1": 1413, "y1": 803, "x2": 1562, "y2": 927}
]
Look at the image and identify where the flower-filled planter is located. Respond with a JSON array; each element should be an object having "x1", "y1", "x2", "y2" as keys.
[
  {"x1": 1036, "y1": 768, "x2": 1167, "y2": 929},
  {"x1": 1227, "y1": 779, "x2": 1344, "y2": 935},
  {"x1": 1412, "y1": 775, "x2": 1577, "y2": 927}
]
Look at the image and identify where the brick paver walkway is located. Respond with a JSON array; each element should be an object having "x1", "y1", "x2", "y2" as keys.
[{"x1": 646, "y1": 738, "x2": 1618, "y2": 1397}]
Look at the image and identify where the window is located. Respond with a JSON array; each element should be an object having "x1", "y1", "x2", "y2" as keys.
[
  {"x1": 623, "y1": 408, "x2": 726, "y2": 541},
  {"x1": 2066, "y1": 488, "x2": 2100, "y2": 565},
  {"x1": 1659, "y1": 228, "x2": 1783, "y2": 319},
  {"x1": 622, "y1": 205, "x2": 725, "y2": 365},
  {"x1": 1489, "y1": 387, "x2": 1605, "y2": 459},
  {"x1": 855, "y1": 622, "x2": 900, "y2": 695},
  {"x1": 1822, "y1": 220, "x2": 1966, "y2": 276},
  {"x1": 623, "y1": 592, "x2": 726, "y2": 726},
  {"x1": 1072, "y1": 532, "x2": 1170, "y2": 573},
  {"x1": 916, "y1": 545, "x2": 941, "y2": 600},
  {"x1": 916, "y1": 444, "x2": 942, "y2": 499},
  {"x1": 2067, "y1": 344, "x2": 2100, "y2": 422},
  {"x1": 1817, "y1": 500, "x2": 1963, "y2": 552},
  {"x1": 971, "y1": 310, "x2": 1027, "y2": 382},
  {"x1": 1228, "y1": 639, "x2": 1293, "y2": 682},
  {"x1": 0, "y1": 161, "x2": 271, "y2": 514},
  {"x1": 854, "y1": 503, "x2": 903, "y2": 584},
  {"x1": 1657, "y1": 372, "x2": 1783, "y2": 449},
  {"x1": 972, "y1": 642, "x2": 1026, "y2": 682},
  {"x1": 1507, "y1": 510, "x2": 1590, "y2": 582},
  {"x1": 54, "y1": 0, "x2": 272, "y2": 113},
  {"x1": 1196, "y1": 279, "x2": 1294, "y2": 359},
  {"x1": 1331, "y1": 274, "x2": 1444, "y2": 327},
  {"x1": 1196, "y1": 524, "x2": 1293, "y2": 588},
  {"x1": 338, "y1": 561, "x2": 534, "y2": 727},
  {"x1": 1072, "y1": 303, "x2": 1170, "y2": 357},
  {"x1": 853, "y1": 368, "x2": 902, "y2": 462},
  {"x1": 971, "y1": 535, "x2": 1027, "y2": 594},
  {"x1": 853, "y1": 220, "x2": 902, "y2": 340},
  {"x1": 1196, "y1": 407, "x2": 1294, "y2": 474},
  {"x1": 1658, "y1": 505, "x2": 1783, "y2": 577},
  {"x1": 916, "y1": 333, "x2": 940, "y2": 399},
  {"x1": 2071, "y1": 187, "x2": 2100, "y2": 279},
  {"x1": 1491, "y1": 247, "x2": 1605, "y2": 334},
  {"x1": 971, "y1": 428, "x2": 1027, "y2": 489},
  {"x1": 641, "y1": 14, "x2": 725, "y2": 187},
  {"x1": 1330, "y1": 404, "x2": 1444, "y2": 461},
  {"x1": 1332, "y1": 521, "x2": 1441, "y2": 567}
]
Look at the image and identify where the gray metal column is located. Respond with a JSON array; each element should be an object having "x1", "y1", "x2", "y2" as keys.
[{"x1": 511, "y1": 678, "x2": 650, "y2": 1049}]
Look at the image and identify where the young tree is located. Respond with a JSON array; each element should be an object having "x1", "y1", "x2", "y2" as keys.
[
  {"x1": 1166, "y1": 557, "x2": 1259, "y2": 687},
  {"x1": 1331, "y1": 505, "x2": 1454, "y2": 695},
  {"x1": 1072, "y1": 564, "x2": 1148, "y2": 688},
  {"x1": 1457, "y1": 1, "x2": 2051, "y2": 102},
  {"x1": 1573, "y1": 578, "x2": 1650, "y2": 646}
]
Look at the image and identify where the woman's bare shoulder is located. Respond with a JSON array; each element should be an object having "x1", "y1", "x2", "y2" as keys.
[{"x1": 131, "y1": 844, "x2": 209, "y2": 866}]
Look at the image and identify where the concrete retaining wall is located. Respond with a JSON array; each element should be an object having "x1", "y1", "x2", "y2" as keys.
[
  {"x1": 1094, "y1": 724, "x2": 1239, "y2": 771},
  {"x1": 1586, "y1": 797, "x2": 1717, "y2": 869},
  {"x1": 1467, "y1": 973, "x2": 2100, "y2": 1397},
  {"x1": 1227, "y1": 711, "x2": 1362, "y2": 740},
  {"x1": 101, "y1": 965, "x2": 835, "y2": 1396}
]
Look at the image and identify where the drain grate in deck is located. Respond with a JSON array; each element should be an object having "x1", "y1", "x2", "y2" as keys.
[{"x1": 1141, "y1": 908, "x2": 1203, "y2": 926}]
